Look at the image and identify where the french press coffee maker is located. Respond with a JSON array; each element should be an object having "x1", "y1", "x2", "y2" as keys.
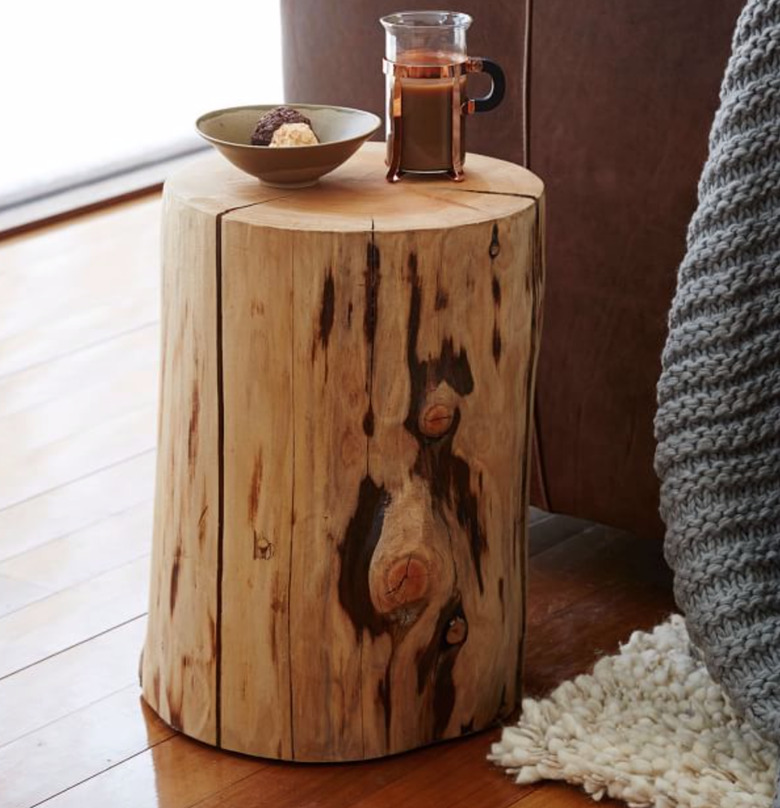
[{"x1": 381, "y1": 11, "x2": 506, "y2": 182}]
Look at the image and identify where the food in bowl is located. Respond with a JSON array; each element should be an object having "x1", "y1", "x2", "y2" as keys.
[
  {"x1": 195, "y1": 104, "x2": 382, "y2": 186},
  {"x1": 250, "y1": 106, "x2": 319, "y2": 147}
]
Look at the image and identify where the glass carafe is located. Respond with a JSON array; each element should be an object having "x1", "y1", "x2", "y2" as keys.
[{"x1": 381, "y1": 11, "x2": 505, "y2": 181}]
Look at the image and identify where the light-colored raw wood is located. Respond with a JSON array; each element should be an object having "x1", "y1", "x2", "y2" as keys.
[
  {"x1": 219, "y1": 221, "x2": 295, "y2": 758},
  {"x1": 286, "y1": 228, "x2": 372, "y2": 760},
  {"x1": 140, "y1": 188, "x2": 221, "y2": 746},
  {"x1": 143, "y1": 142, "x2": 544, "y2": 760}
]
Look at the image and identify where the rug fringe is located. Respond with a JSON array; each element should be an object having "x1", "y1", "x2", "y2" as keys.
[{"x1": 489, "y1": 617, "x2": 776, "y2": 807}]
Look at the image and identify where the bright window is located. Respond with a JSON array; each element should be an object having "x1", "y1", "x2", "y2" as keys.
[{"x1": 0, "y1": 0, "x2": 283, "y2": 208}]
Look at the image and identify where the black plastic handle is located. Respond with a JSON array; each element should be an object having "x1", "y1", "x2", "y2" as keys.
[{"x1": 473, "y1": 58, "x2": 506, "y2": 113}]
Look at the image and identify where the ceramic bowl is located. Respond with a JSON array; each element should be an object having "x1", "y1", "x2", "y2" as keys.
[{"x1": 195, "y1": 104, "x2": 382, "y2": 188}]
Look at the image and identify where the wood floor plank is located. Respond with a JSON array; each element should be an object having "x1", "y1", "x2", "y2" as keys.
[
  {"x1": 0, "y1": 574, "x2": 51, "y2": 615},
  {"x1": 0, "y1": 198, "x2": 160, "y2": 377},
  {"x1": 524, "y1": 582, "x2": 675, "y2": 700},
  {"x1": 31, "y1": 735, "x2": 262, "y2": 808},
  {"x1": 0, "y1": 197, "x2": 159, "y2": 278},
  {"x1": 0, "y1": 685, "x2": 171, "y2": 808},
  {"x1": 191, "y1": 732, "x2": 530, "y2": 808},
  {"x1": 0, "y1": 323, "x2": 158, "y2": 420},
  {"x1": 0, "y1": 501, "x2": 152, "y2": 612},
  {"x1": 0, "y1": 310, "x2": 158, "y2": 382},
  {"x1": 527, "y1": 525, "x2": 624, "y2": 628},
  {"x1": 0, "y1": 358, "x2": 157, "y2": 466},
  {"x1": 0, "y1": 450, "x2": 155, "y2": 561},
  {"x1": 523, "y1": 528, "x2": 674, "y2": 699},
  {"x1": 0, "y1": 404, "x2": 156, "y2": 511},
  {"x1": 527, "y1": 512, "x2": 594, "y2": 557},
  {"x1": 0, "y1": 617, "x2": 146, "y2": 747},
  {"x1": 0, "y1": 555, "x2": 149, "y2": 678},
  {"x1": 343, "y1": 741, "x2": 534, "y2": 808},
  {"x1": 507, "y1": 782, "x2": 623, "y2": 806},
  {"x1": 527, "y1": 523, "x2": 672, "y2": 629},
  {"x1": 531, "y1": 523, "x2": 671, "y2": 589}
]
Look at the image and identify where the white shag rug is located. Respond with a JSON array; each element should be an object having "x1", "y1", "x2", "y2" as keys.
[{"x1": 490, "y1": 616, "x2": 776, "y2": 807}]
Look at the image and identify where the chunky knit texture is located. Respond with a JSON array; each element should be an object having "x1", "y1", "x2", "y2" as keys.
[{"x1": 654, "y1": 0, "x2": 780, "y2": 795}]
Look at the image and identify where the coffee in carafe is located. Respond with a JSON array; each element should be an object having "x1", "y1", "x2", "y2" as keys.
[{"x1": 381, "y1": 11, "x2": 505, "y2": 182}]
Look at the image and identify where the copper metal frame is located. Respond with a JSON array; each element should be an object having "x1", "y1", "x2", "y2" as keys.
[{"x1": 383, "y1": 58, "x2": 483, "y2": 183}]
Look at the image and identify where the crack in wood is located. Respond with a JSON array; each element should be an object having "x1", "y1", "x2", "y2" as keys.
[
  {"x1": 364, "y1": 222, "x2": 380, "y2": 460},
  {"x1": 455, "y1": 189, "x2": 542, "y2": 200},
  {"x1": 288, "y1": 233, "x2": 297, "y2": 759},
  {"x1": 491, "y1": 227, "x2": 502, "y2": 365},
  {"x1": 386, "y1": 554, "x2": 413, "y2": 598}
]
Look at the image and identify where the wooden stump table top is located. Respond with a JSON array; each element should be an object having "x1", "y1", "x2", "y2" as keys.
[{"x1": 166, "y1": 141, "x2": 543, "y2": 230}]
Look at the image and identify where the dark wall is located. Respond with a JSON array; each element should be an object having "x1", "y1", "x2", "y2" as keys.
[{"x1": 529, "y1": 0, "x2": 742, "y2": 537}]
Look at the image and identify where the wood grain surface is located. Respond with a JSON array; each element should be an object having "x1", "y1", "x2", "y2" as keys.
[
  {"x1": 142, "y1": 143, "x2": 544, "y2": 760},
  {"x1": 139, "y1": 188, "x2": 221, "y2": 747}
]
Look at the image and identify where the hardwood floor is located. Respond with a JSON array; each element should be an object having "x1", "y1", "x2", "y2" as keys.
[{"x1": 0, "y1": 196, "x2": 676, "y2": 807}]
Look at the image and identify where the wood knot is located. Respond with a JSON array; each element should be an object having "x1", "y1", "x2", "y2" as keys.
[
  {"x1": 254, "y1": 533, "x2": 274, "y2": 560},
  {"x1": 387, "y1": 556, "x2": 429, "y2": 605},
  {"x1": 419, "y1": 404, "x2": 454, "y2": 438},
  {"x1": 378, "y1": 556, "x2": 430, "y2": 613},
  {"x1": 445, "y1": 616, "x2": 468, "y2": 646}
]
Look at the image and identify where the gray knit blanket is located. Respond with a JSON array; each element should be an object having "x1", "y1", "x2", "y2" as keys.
[{"x1": 654, "y1": 0, "x2": 780, "y2": 800}]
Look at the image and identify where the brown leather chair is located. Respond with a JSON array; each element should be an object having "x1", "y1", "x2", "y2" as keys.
[{"x1": 281, "y1": 0, "x2": 743, "y2": 539}]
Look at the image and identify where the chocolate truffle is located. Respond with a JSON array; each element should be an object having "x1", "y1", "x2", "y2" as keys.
[{"x1": 251, "y1": 106, "x2": 317, "y2": 146}]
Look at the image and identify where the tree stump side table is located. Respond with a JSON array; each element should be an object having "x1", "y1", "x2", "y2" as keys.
[{"x1": 141, "y1": 142, "x2": 544, "y2": 761}]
